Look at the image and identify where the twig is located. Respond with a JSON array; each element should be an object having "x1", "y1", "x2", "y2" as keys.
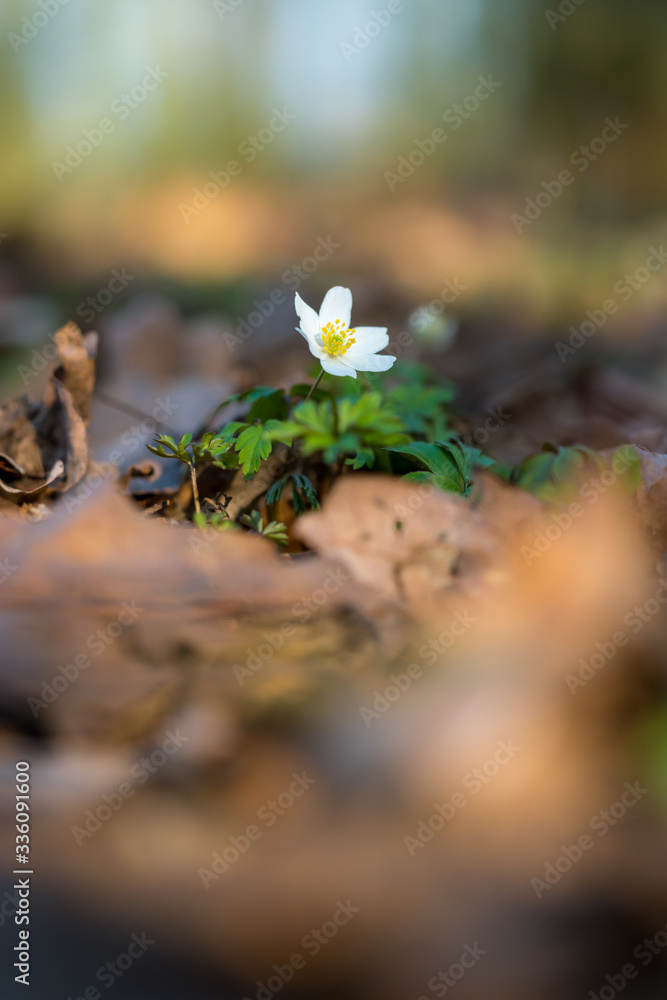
[{"x1": 188, "y1": 461, "x2": 201, "y2": 516}]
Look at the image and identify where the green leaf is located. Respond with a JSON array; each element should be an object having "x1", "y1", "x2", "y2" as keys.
[
  {"x1": 211, "y1": 451, "x2": 239, "y2": 470},
  {"x1": 240, "y1": 509, "x2": 289, "y2": 546},
  {"x1": 265, "y1": 418, "x2": 296, "y2": 445},
  {"x1": 297, "y1": 476, "x2": 319, "y2": 510},
  {"x1": 217, "y1": 421, "x2": 248, "y2": 442},
  {"x1": 402, "y1": 470, "x2": 433, "y2": 482},
  {"x1": 236, "y1": 425, "x2": 273, "y2": 478},
  {"x1": 386, "y1": 384, "x2": 454, "y2": 435},
  {"x1": 513, "y1": 451, "x2": 556, "y2": 493},
  {"x1": 347, "y1": 448, "x2": 375, "y2": 470},
  {"x1": 551, "y1": 447, "x2": 586, "y2": 483},
  {"x1": 240, "y1": 510, "x2": 263, "y2": 531},
  {"x1": 248, "y1": 389, "x2": 288, "y2": 422},
  {"x1": 147, "y1": 434, "x2": 184, "y2": 461},
  {"x1": 386, "y1": 441, "x2": 460, "y2": 481},
  {"x1": 146, "y1": 443, "x2": 169, "y2": 458},
  {"x1": 262, "y1": 520, "x2": 289, "y2": 546},
  {"x1": 265, "y1": 476, "x2": 288, "y2": 505},
  {"x1": 404, "y1": 470, "x2": 465, "y2": 495}
]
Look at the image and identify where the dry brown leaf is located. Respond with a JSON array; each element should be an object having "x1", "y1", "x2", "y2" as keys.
[
  {"x1": 293, "y1": 473, "x2": 498, "y2": 606},
  {"x1": 0, "y1": 322, "x2": 97, "y2": 502},
  {"x1": 633, "y1": 445, "x2": 667, "y2": 550}
]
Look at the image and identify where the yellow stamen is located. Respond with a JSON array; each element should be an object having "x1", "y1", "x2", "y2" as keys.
[{"x1": 321, "y1": 320, "x2": 356, "y2": 356}]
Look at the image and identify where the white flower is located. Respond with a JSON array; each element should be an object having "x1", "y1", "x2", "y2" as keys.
[{"x1": 294, "y1": 286, "x2": 396, "y2": 379}]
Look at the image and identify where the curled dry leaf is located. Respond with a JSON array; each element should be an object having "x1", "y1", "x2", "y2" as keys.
[{"x1": 0, "y1": 322, "x2": 97, "y2": 503}]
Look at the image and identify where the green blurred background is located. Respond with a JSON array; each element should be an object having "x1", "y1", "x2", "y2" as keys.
[{"x1": 0, "y1": 0, "x2": 666, "y2": 336}]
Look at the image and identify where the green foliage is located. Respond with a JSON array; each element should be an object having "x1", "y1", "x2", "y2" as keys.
[
  {"x1": 270, "y1": 392, "x2": 408, "y2": 466},
  {"x1": 192, "y1": 510, "x2": 236, "y2": 531},
  {"x1": 265, "y1": 473, "x2": 319, "y2": 513},
  {"x1": 386, "y1": 438, "x2": 495, "y2": 496},
  {"x1": 147, "y1": 430, "x2": 240, "y2": 469},
  {"x1": 146, "y1": 432, "x2": 192, "y2": 462},
  {"x1": 145, "y1": 361, "x2": 495, "y2": 528},
  {"x1": 511, "y1": 443, "x2": 640, "y2": 502},
  {"x1": 240, "y1": 509, "x2": 290, "y2": 546},
  {"x1": 384, "y1": 384, "x2": 455, "y2": 439}
]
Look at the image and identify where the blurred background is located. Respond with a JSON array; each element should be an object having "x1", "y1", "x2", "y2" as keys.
[
  {"x1": 2, "y1": 2, "x2": 667, "y2": 999},
  {"x1": 1, "y1": 0, "x2": 666, "y2": 354}
]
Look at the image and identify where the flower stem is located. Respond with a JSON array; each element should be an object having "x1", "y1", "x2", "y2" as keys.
[
  {"x1": 188, "y1": 461, "x2": 202, "y2": 517},
  {"x1": 303, "y1": 367, "x2": 324, "y2": 403}
]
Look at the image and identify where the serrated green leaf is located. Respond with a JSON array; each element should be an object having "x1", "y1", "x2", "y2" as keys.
[
  {"x1": 265, "y1": 476, "x2": 288, "y2": 505},
  {"x1": 211, "y1": 451, "x2": 240, "y2": 470},
  {"x1": 236, "y1": 425, "x2": 273, "y2": 478},
  {"x1": 386, "y1": 384, "x2": 454, "y2": 435},
  {"x1": 264, "y1": 418, "x2": 296, "y2": 445}
]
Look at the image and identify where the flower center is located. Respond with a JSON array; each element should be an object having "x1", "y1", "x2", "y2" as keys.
[{"x1": 321, "y1": 318, "x2": 356, "y2": 356}]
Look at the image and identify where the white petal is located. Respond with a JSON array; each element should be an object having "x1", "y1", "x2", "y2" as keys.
[
  {"x1": 294, "y1": 292, "x2": 321, "y2": 344},
  {"x1": 343, "y1": 351, "x2": 396, "y2": 372},
  {"x1": 306, "y1": 339, "x2": 325, "y2": 360},
  {"x1": 350, "y1": 327, "x2": 389, "y2": 353},
  {"x1": 320, "y1": 354, "x2": 357, "y2": 378},
  {"x1": 319, "y1": 286, "x2": 352, "y2": 329}
]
